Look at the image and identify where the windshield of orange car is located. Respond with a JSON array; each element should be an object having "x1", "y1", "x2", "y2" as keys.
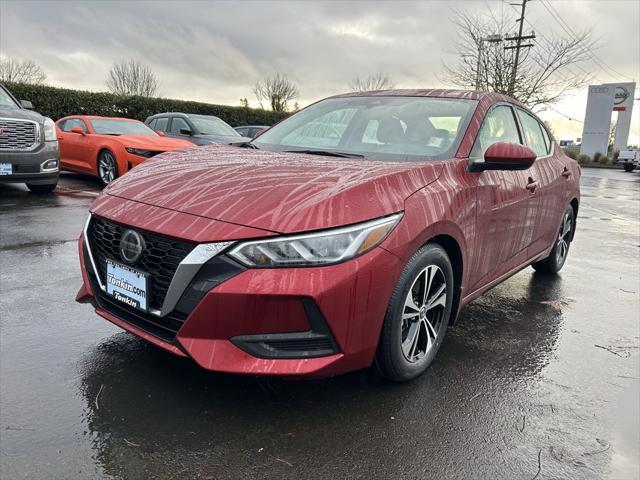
[
  {"x1": 90, "y1": 119, "x2": 158, "y2": 136},
  {"x1": 252, "y1": 96, "x2": 477, "y2": 162}
]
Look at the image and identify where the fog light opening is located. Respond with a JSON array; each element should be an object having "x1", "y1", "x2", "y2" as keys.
[{"x1": 40, "y1": 159, "x2": 59, "y2": 173}]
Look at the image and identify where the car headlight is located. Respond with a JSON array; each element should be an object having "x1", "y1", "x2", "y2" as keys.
[
  {"x1": 125, "y1": 148, "x2": 157, "y2": 158},
  {"x1": 43, "y1": 118, "x2": 57, "y2": 141},
  {"x1": 228, "y1": 213, "x2": 403, "y2": 267}
]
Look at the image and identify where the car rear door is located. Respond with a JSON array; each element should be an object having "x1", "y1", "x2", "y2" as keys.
[
  {"x1": 467, "y1": 104, "x2": 538, "y2": 291},
  {"x1": 515, "y1": 108, "x2": 567, "y2": 257}
]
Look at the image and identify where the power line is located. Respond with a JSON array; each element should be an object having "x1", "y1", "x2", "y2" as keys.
[
  {"x1": 504, "y1": 0, "x2": 598, "y2": 82},
  {"x1": 540, "y1": 0, "x2": 635, "y2": 81}
]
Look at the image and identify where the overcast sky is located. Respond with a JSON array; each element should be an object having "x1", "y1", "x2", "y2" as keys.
[{"x1": 1, "y1": 0, "x2": 639, "y2": 143}]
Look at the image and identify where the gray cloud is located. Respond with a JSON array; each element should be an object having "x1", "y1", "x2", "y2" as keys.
[{"x1": 1, "y1": 0, "x2": 638, "y2": 140}]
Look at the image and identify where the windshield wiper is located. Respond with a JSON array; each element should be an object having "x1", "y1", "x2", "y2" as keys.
[
  {"x1": 284, "y1": 149, "x2": 364, "y2": 158},
  {"x1": 240, "y1": 142, "x2": 259, "y2": 149}
]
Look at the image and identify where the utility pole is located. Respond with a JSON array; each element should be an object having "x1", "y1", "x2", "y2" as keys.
[{"x1": 505, "y1": 0, "x2": 536, "y2": 96}]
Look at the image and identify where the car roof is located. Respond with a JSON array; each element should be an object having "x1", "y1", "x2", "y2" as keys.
[
  {"x1": 59, "y1": 115, "x2": 142, "y2": 122},
  {"x1": 330, "y1": 88, "x2": 523, "y2": 106}
]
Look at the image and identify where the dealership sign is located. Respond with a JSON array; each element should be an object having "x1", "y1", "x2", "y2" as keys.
[{"x1": 580, "y1": 82, "x2": 636, "y2": 157}]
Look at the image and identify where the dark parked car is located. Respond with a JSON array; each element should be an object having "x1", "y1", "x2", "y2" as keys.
[
  {"x1": 234, "y1": 125, "x2": 269, "y2": 138},
  {"x1": 0, "y1": 84, "x2": 59, "y2": 193},
  {"x1": 145, "y1": 112, "x2": 251, "y2": 146},
  {"x1": 78, "y1": 90, "x2": 580, "y2": 382}
]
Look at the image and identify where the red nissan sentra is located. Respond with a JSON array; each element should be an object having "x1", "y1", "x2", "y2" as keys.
[{"x1": 76, "y1": 90, "x2": 580, "y2": 381}]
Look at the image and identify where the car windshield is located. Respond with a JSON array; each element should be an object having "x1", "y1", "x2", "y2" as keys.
[
  {"x1": 253, "y1": 96, "x2": 477, "y2": 162},
  {"x1": 0, "y1": 87, "x2": 20, "y2": 109},
  {"x1": 90, "y1": 119, "x2": 157, "y2": 136},
  {"x1": 190, "y1": 115, "x2": 239, "y2": 136}
]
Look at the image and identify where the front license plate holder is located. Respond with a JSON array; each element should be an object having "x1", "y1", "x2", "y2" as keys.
[
  {"x1": 0, "y1": 163, "x2": 12, "y2": 176},
  {"x1": 105, "y1": 260, "x2": 149, "y2": 312}
]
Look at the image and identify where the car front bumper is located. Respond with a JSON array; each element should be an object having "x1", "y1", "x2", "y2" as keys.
[
  {"x1": 0, "y1": 141, "x2": 59, "y2": 184},
  {"x1": 77, "y1": 225, "x2": 402, "y2": 378}
]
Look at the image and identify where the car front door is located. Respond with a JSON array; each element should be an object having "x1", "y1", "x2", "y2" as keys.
[
  {"x1": 167, "y1": 116, "x2": 193, "y2": 141},
  {"x1": 515, "y1": 108, "x2": 567, "y2": 257},
  {"x1": 467, "y1": 104, "x2": 538, "y2": 291},
  {"x1": 58, "y1": 118, "x2": 93, "y2": 172}
]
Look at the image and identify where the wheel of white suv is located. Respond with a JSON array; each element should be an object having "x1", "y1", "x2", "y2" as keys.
[
  {"x1": 376, "y1": 244, "x2": 454, "y2": 382},
  {"x1": 532, "y1": 205, "x2": 575, "y2": 274}
]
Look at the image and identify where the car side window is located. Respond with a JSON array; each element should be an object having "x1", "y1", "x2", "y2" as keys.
[
  {"x1": 148, "y1": 119, "x2": 157, "y2": 129},
  {"x1": 236, "y1": 127, "x2": 248, "y2": 136},
  {"x1": 539, "y1": 122, "x2": 553, "y2": 154},
  {"x1": 169, "y1": 117, "x2": 190, "y2": 135},
  {"x1": 62, "y1": 118, "x2": 88, "y2": 133},
  {"x1": 470, "y1": 105, "x2": 521, "y2": 159},
  {"x1": 516, "y1": 109, "x2": 548, "y2": 157},
  {"x1": 154, "y1": 117, "x2": 169, "y2": 132}
]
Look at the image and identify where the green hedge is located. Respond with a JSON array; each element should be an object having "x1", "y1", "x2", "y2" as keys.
[{"x1": 4, "y1": 82, "x2": 287, "y2": 126}]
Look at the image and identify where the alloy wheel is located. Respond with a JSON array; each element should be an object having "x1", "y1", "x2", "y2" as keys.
[
  {"x1": 401, "y1": 265, "x2": 447, "y2": 363},
  {"x1": 98, "y1": 152, "x2": 116, "y2": 184},
  {"x1": 555, "y1": 211, "x2": 572, "y2": 265}
]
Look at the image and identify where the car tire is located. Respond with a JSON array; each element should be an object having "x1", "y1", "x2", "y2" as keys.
[
  {"x1": 532, "y1": 205, "x2": 575, "y2": 274},
  {"x1": 623, "y1": 164, "x2": 635, "y2": 172},
  {"x1": 376, "y1": 243, "x2": 454, "y2": 382},
  {"x1": 97, "y1": 149, "x2": 119, "y2": 186},
  {"x1": 26, "y1": 182, "x2": 57, "y2": 194}
]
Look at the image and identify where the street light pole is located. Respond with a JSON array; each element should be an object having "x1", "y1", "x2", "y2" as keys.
[{"x1": 475, "y1": 34, "x2": 503, "y2": 91}]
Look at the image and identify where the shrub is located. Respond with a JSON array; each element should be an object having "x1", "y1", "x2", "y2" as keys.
[
  {"x1": 577, "y1": 154, "x2": 591, "y2": 164},
  {"x1": 593, "y1": 152, "x2": 603, "y2": 163},
  {"x1": 4, "y1": 82, "x2": 288, "y2": 126},
  {"x1": 564, "y1": 148, "x2": 578, "y2": 160},
  {"x1": 599, "y1": 154, "x2": 611, "y2": 165}
]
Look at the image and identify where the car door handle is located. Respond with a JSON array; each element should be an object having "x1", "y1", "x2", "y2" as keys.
[
  {"x1": 526, "y1": 178, "x2": 538, "y2": 192},
  {"x1": 562, "y1": 168, "x2": 571, "y2": 178}
]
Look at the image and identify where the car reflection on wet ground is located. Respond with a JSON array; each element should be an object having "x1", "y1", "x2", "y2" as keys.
[{"x1": 1, "y1": 169, "x2": 638, "y2": 479}]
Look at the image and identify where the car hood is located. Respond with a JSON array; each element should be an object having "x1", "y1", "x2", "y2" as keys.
[
  {"x1": 106, "y1": 134, "x2": 194, "y2": 150},
  {"x1": 196, "y1": 134, "x2": 252, "y2": 145},
  {"x1": 0, "y1": 107, "x2": 44, "y2": 123},
  {"x1": 103, "y1": 145, "x2": 443, "y2": 233}
]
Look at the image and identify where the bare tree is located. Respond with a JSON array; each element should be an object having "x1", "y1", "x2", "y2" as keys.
[
  {"x1": 0, "y1": 56, "x2": 47, "y2": 85},
  {"x1": 106, "y1": 59, "x2": 159, "y2": 97},
  {"x1": 349, "y1": 73, "x2": 395, "y2": 92},
  {"x1": 443, "y1": 8, "x2": 596, "y2": 109},
  {"x1": 253, "y1": 73, "x2": 299, "y2": 112}
]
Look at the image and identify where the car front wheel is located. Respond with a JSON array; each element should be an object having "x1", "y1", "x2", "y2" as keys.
[
  {"x1": 623, "y1": 164, "x2": 635, "y2": 172},
  {"x1": 98, "y1": 150, "x2": 119, "y2": 185},
  {"x1": 376, "y1": 244, "x2": 454, "y2": 382}
]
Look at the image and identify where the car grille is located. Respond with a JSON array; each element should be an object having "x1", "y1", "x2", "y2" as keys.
[
  {"x1": 0, "y1": 119, "x2": 39, "y2": 151},
  {"x1": 87, "y1": 216, "x2": 195, "y2": 311}
]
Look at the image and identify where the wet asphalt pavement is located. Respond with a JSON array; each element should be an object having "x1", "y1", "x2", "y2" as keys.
[{"x1": 1, "y1": 168, "x2": 638, "y2": 480}]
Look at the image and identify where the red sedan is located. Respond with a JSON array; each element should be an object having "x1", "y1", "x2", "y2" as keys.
[
  {"x1": 76, "y1": 90, "x2": 580, "y2": 381},
  {"x1": 56, "y1": 116, "x2": 194, "y2": 185}
]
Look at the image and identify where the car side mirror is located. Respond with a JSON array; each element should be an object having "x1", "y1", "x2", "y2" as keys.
[
  {"x1": 70, "y1": 126, "x2": 86, "y2": 135},
  {"x1": 156, "y1": 130, "x2": 166, "y2": 136},
  {"x1": 20, "y1": 100, "x2": 34, "y2": 109},
  {"x1": 470, "y1": 142, "x2": 536, "y2": 172},
  {"x1": 179, "y1": 128, "x2": 193, "y2": 136}
]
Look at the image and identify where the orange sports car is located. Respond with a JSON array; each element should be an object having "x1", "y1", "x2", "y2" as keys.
[{"x1": 56, "y1": 116, "x2": 194, "y2": 185}]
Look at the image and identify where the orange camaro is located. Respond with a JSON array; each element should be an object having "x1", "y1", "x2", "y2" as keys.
[{"x1": 56, "y1": 116, "x2": 194, "y2": 185}]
